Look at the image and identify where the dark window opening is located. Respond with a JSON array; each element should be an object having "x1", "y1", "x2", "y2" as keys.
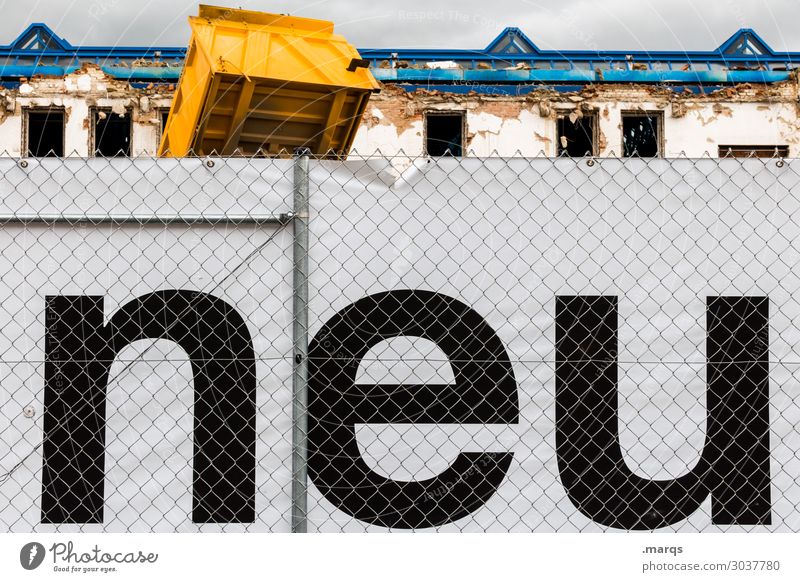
[
  {"x1": 93, "y1": 109, "x2": 131, "y2": 157},
  {"x1": 425, "y1": 112, "x2": 464, "y2": 157},
  {"x1": 160, "y1": 109, "x2": 170, "y2": 134},
  {"x1": 557, "y1": 114, "x2": 596, "y2": 157},
  {"x1": 622, "y1": 113, "x2": 662, "y2": 157},
  {"x1": 719, "y1": 145, "x2": 789, "y2": 158},
  {"x1": 158, "y1": 109, "x2": 170, "y2": 152},
  {"x1": 26, "y1": 110, "x2": 64, "y2": 157}
]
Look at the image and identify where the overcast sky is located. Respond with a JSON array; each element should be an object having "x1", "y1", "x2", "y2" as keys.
[{"x1": 2, "y1": 0, "x2": 799, "y2": 53}]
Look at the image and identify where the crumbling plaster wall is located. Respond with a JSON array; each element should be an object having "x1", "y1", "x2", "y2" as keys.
[
  {"x1": 352, "y1": 79, "x2": 800, "y2": 158},
  {"x1": 0, "y1": 65, "x2": 798, "y2": 159},
  {"x1": 0, "y1": 64, "x2": 172, "y2": 156}
]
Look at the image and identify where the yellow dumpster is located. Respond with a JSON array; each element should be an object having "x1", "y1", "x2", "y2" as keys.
[{"x1": 159, "y1": 5, "x2": 380, "y2": 157}]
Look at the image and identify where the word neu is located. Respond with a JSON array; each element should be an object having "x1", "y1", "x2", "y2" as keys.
[{"x1": 41, "y1": 289, "x2": 770, "y2": 530}]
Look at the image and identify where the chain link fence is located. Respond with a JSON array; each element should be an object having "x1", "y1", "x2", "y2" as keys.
[{"x1": 1, "y1": 152, "x2": 799, "y2": 532}]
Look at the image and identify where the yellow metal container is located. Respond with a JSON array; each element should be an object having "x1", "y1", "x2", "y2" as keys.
[{"x1": 159, "y1": 5, "x2": 380, "y2": 157}]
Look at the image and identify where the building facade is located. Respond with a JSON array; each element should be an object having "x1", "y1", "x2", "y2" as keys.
[{"x1": 0, "y1": 23, "x2": 799, "y2": 158}]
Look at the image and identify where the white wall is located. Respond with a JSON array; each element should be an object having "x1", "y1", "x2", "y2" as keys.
[
  {"x1": 353, "y1": 85, "x2": 800, "y2": 159},
  {"x1": 1, "y1": 66, "x2": 172, "y2": 157},
  {"x1": 2, "y1": 70, "x2": 798, "y2": 159}
]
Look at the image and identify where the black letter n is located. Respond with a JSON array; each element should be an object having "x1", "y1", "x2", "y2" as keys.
[{"x1": 41, "y1": 291, "x2": 256, "y2": 524}]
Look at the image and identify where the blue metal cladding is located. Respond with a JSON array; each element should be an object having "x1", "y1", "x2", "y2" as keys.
[
  {"x1": 372, "y1": 69, "x2": 792, "y2": 84},
  {"x1": 0, "y1": 23, "x2": 796, "y2": 90},
  {"x1": 0, "y1": 65, "x2": 183, "y2": 80},
  {"x1": 0, "y1": 23, "x2": 185, "y2": 83}
]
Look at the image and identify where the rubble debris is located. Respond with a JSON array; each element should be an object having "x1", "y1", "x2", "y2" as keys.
[
  {"x1": 672, "y1": 101, "x2": 687, "y2": 118},
  {"x1": 131, "y1": 58, "x2": 167, "y2": 68},
  {"x1": 110, "y1": 101, "x2": 127, "y2": 116}
]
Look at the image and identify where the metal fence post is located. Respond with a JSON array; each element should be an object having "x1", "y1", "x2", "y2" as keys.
[{"x1": 291, "y1": 148, "x2": 311, "y2": 533}]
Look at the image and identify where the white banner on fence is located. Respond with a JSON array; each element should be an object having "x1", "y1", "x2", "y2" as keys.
[{"x1": 1, "y1": 157, "x2": 799, "y2": 532}]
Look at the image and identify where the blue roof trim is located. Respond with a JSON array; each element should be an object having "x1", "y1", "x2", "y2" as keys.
[
  {"x1": 9, "y1": 23, "x2": 72, "y2": 51},
  {"x1": 358, "y1": 27, "x2": 799, "y2": 65},
  {"x1": 372, "y1": 68, "x2": 792, "y2": 84},
  {"x1": 484, "y1": 28, "x2": 539, "y2": 54},
  {"x1": 0, "y1": 23, "x2": 185, "y2": 60},
  {"x1": 0, "y1": 65, "x2": 787, "y2": 87},
  {"x1": 0, "y1": 24, "x2": 796, "y2": 85},
  {"x1": 716, "y1": 29, "x2": 773, "y2": 55}
]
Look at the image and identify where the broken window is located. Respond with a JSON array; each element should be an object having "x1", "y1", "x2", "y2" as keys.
[
  {"x1": 557, "y1": 113, "x2": 596, "y2": 157},
  {"x1": 25, "y1": 109, "x2": 64, "y2": 157},
  {"x1": 719, "y1": 145, "x2": 789, "y2": 158},
  {"x1": 425, "y1": 112, "x2": 464, "y2": 157},
  {"x1": 622, "y1": 112, "x2": 662, "y2": 157},
  {"x1": 92, "y1": 108, "x2": 131, "y2": 157},
  {"x1": 158, "y1": 108, "x2": 170, "y2": 151},
  {"x1": 160, "y1": 109, "x2": 170, "y2": 135}
]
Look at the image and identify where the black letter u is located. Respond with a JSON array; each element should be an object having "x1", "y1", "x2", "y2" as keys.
[{"x1": 555, "y1": 296, "x2": 770, "y2": 529}]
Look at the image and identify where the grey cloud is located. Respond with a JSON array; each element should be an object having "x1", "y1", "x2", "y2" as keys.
[{"x1": 1, "y1": 0, "x2": 798, "y2": 53}]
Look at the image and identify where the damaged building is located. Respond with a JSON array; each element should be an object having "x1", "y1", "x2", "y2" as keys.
[{"x1": 0, "y1": 23, "x2": 799, "y2": 158}]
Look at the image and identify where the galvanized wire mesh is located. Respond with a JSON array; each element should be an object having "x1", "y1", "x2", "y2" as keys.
[{"x1": 1, "y1": 152, "x2": 799, "y2": 532}]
